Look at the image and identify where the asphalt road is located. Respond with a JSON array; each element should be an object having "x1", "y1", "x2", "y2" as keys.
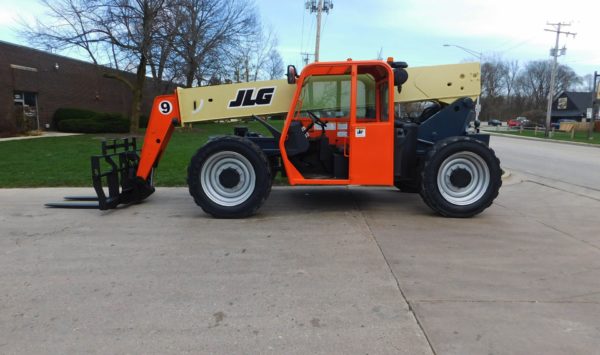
[
  {"x1": 2, "y1": 136, "x2": 600, "y2": 354},
  {"x1": 489, "y1": 134, "x2": 600, "y2": 192}
]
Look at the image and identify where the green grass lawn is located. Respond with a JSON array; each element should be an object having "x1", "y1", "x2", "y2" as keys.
[
  {"x1": 493, "y1": 128, "x2": 600, "y2": 145},
  {"x1": 0, "y1": 120, "x2": 283, "y2": 188}
]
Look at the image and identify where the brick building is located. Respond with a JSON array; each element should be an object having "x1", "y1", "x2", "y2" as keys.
[{"x1": 0, "y1": 40, "x2": 167, "y2": 134}]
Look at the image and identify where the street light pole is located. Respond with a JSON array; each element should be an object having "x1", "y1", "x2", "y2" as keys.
[{"x1": 443, "y1": 44, "x2": 483, "y2": 126}]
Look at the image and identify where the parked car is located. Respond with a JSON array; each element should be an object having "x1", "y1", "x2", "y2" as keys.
[
  {"x1": 508, "y1": 116, "x2": 530, "y2": 128},
  {"x1": 488, "y1": 119, "x2": 502, "y2": 126},
  {"x1": 551, "y1": 119, "x2": 576, "y2": 129}
]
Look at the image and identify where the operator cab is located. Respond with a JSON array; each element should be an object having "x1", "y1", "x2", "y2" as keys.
[{"x1": 281, "y1": 61, "x2": 397, "y2": 185}]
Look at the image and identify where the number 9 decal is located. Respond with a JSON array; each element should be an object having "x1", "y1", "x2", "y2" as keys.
[{"x1": 158, "y1": 100, "x2": 172, "y2": 115}]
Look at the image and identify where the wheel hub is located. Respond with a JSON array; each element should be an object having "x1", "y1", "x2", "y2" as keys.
[
  {"x1": 449, "y1": 167, "x2": 472, "y2": 188},
  {"x1": 436, "y1": 151, "x2": 490, "y2": 206},
  {"x1": 219, "y1": 167, "x2": 241, "y2": 188},
  {"x1": 200, "y1": 151, "x2": 256, "y2": 207}
]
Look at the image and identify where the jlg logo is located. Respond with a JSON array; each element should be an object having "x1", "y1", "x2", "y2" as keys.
[{"x1": 228, "y1": 87, "x2": 275, "y2": 108}]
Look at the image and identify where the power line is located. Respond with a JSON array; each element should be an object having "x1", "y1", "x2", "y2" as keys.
[
  {"x1": 300, "y1": 14, "x2": 315, "y2": 67},
  {"x1": 300, "y1": 2, "x2": 306, "y2": 55},
  {"x1": 305, "y1": 13, "x2": 315, "y2": 57},
  {"x1": 543, "y1": 22, "x2": 576, "y2": 137},
  {"x1": 321, "y1": 12, "x2": 329, "y2": 40},
  {"x1": 499, "y1": 36, "x2": 537, "y2": 54}
]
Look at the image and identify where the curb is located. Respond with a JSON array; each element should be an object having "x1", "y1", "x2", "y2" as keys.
[{"x1": 487, "y1": 131, "x2": 600, "y2": 149}]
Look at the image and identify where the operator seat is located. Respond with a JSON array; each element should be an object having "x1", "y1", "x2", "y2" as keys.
[{"x1": 285, "y1": 121, "x2": 310, "y2": 157}]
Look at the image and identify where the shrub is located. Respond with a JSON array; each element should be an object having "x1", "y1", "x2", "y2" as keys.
[
  {"x1": 58, "y1": 113, "x2": 129, "y2": 133},
  {"x1": 54, "y1": 107, "x2": 130, "y2": 133},
  {"x1": 53, "y1": 108, "x2": 97, "y2": 127}
]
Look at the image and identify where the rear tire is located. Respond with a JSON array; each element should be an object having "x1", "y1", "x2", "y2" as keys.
[
  {"x1": 188, "y1": 136, "x2": 272, "y2": 218},
  {"x1": 419, "y1": 137, "x2": 501, "y2": 217}
]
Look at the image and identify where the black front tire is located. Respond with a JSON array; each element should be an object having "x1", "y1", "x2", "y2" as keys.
[
  {"x1": 419, "y1": 137, "x2": 502, "y2": 218},
  {"x1": 187, "y1": 136, "x2": 272, "y2": 218}
]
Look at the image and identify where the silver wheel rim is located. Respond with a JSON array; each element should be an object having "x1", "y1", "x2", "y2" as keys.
[
  {"x1": 437, "y1": 151, "x2": 490, "y2": 206},
  {"x1": 200, "y1": 151, "x2": 256, "y2": 207}
]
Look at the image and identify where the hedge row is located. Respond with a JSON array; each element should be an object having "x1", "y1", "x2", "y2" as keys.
[
  {"x1": 53, "y1": 108, "x2": 97, "y2": 125},
  {"x1": 58, "y1": 115, "x2": 129, "y2": 133},
  {"x1": 53, "y1": 108, "x2": 149, "y2": 133}
]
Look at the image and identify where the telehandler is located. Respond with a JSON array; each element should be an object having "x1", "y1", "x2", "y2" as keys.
[{"x1": 47, "y1": 58, "x2": 502, "y2": 218}]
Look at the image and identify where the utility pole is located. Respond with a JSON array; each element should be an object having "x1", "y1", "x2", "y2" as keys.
[
  {"x1": 544, "y1": 22, "x2": 576, "y2": 137},
  {"x1": 300, "y1": 52, "x2": 314, "y2": 67},
  {"x1": 305, "y1": 0, "x2": 333, "y2": 62},
  {"x1": 589, "y1": 71, "x2": 599, "y2": 140}
]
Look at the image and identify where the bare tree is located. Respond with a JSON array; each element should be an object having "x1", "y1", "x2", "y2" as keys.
[
  {"x1": 172, "y1": 0, "x2": 257, "y2": 87},
  {"x1": 228, "y1": 24, "x2": 284, "y2": 83},
  {"x1": 516, "y1": 60, "x2": 582, "y2": 110},
  {"x1": 147, "y1": 7, "x2": 179, "y2": 91},
  {"x1": 265, "y1": 49, "x2": 284, "y2": 80},
  {"x1": 481, "y1": 58, "x2": 507, "y2": 99},
  {"x1": 578, "y1": 74, "x2": 595, "y2": 92},
  {"x1": 516, "y1": 61, "x2": 551, "y2": 109},
  {"x1": 502, "y1": 60, "x2": 520, "y2": 103},
  {"x1": 98, "y1": 0, "x2": 172, "y2": 132},
  {"x1": 22, "y1": 0, "x2": 174, "y2": 133},
  {"x1": 21, "y1": 0, "x2": 104, "y2": 64}
]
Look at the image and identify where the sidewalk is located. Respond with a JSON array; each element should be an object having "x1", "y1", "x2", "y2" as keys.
[
  {"x1": 0, "y1": 131, "x2": 81, "y2": 142},
  {"x1": 485, "y1": 129, "x2": 600, "y2": 148}
]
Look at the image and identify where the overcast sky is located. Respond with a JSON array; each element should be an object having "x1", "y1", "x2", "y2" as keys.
[{"x1": 1, "y1": 0, "x2": 598, "y2": 77}]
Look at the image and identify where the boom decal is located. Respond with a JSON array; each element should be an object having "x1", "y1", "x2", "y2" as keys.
[{"x1": 228, "y1": 87, "x2": 276, "y2": 108}]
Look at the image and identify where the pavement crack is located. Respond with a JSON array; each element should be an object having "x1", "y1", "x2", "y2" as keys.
[
  {"x1": 411, "y1": 299, "x2": 600, "y2": 305},
  {"x1": 495, "y1": 183, "x2": 600, "y2": 253},
  {"x1": 536, "y1": 220, "x2": 600, "y2": 252},
  {"x1": 349, "y1": 189, "x2": 437, "y2": 355},
  {"x1": 551, "y1": 290, "x2": 600, "y2": 302},
  {"x1": 519, "y1": 176, "x2": 600, "y2": 203}
]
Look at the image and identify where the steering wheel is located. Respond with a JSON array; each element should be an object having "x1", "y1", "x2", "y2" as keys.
[{"x1": 304, "y1": 111, "x2": 328, "y2": 134}]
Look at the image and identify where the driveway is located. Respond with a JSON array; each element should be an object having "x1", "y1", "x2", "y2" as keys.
[{"x1": 1, "y1": 136, "x2": 600, "y2": 354}]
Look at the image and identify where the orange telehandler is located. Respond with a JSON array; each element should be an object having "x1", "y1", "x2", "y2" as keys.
[{"x1": 47, "y1": 58, "x2": 501, "y2": 218}]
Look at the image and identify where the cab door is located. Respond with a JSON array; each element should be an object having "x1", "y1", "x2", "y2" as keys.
[{"x1": 348, "y1": 65, "x2": 394, "y2": 185}]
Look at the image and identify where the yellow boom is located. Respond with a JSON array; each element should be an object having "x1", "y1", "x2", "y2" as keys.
[{"x1": 176, "y1": 62, "x2": 480, "y2": 124}]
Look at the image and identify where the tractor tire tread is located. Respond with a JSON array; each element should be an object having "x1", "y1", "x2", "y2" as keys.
[
  {"x1": 187, "y1": 135, "x2": 272, "y2": 218},
  {"x1": 419, "y1": 136, "x2": 502, "y2": 218}
]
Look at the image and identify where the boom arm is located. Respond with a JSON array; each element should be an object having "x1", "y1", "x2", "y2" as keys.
[
  {"x1": 175, "y1": 62, "x2": 480, "y2": 124},
  {"x1": 137, "y1": 94, "x2": 181, "y2": 180}
]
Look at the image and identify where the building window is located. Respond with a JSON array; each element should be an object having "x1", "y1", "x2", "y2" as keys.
[
  {"x1": 557, "y1": 97, "x2": 568, "y2": 110},
  {"x1": 13, "y1": 91, "x2": 39, "y2": 130}
]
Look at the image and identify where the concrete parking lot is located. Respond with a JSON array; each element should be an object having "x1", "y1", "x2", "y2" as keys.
[
  {"x1": 2, "y1": 137, "x2": 600, "y2": 354},
  {"x1": 2, "y1": 180, "x2": 600, "y2": 354}
]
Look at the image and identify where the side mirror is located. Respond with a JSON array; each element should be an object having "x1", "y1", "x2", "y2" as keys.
[
  {"x1": 286, "y1": 65, "x2": 298, "y2": 84},
  {"x1": 394, "y1": 68, "x2": 408, "y2": 93}
]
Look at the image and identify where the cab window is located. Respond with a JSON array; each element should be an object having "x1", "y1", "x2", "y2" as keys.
[{"x1": 295, "y1": 75, "x2": 351, "y2": 118}]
